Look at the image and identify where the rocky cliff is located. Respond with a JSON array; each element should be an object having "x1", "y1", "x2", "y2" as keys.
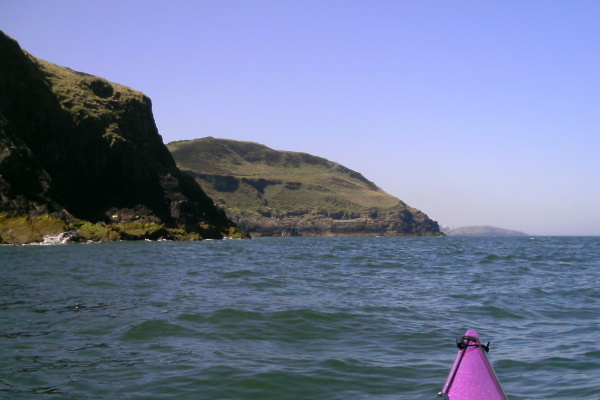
[
  {"x1": 0, "y1": 31, "x2": 244, "y2": 244},
  {"x1": 168, "y1": 137, "x2": 443, "y2": 237}
]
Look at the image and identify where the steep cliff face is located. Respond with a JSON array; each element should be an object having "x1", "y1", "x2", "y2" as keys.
[
  {"x1": 0, "y1": 31, "x2": 241, "y2": 243},
  {"x1": 168, "y1": 137, "x2": 443, "y2": 237}
]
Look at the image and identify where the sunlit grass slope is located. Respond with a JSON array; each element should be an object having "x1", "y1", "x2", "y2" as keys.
[{"x1": 168, "y1": 137, "x2": 442, "y2": 236}]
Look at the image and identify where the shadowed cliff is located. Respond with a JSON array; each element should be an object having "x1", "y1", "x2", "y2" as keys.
[
  {"x1": 168, "y1": 137, "x2": 443, "y2": 237},
  {"x1": 0, "y1": 31, "x2": 244, "y2": 243}
]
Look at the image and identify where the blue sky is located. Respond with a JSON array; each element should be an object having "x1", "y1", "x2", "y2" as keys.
[{"x1": 2, "y1": 1, "x2": 599, "y2": 235}]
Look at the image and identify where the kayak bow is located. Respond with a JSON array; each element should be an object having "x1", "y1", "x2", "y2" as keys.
[{"x1": 437, "y1": 329, "x2": 508, "y2": 400}]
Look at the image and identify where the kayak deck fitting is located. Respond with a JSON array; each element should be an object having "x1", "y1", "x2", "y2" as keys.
[{"x1": 437, "y1": 329, "x2": 508, "y2": 400}]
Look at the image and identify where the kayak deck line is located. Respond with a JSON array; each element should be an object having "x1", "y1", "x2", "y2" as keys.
[{"x1": 437, "y1": 329, "x2": 508, "y2": 400}]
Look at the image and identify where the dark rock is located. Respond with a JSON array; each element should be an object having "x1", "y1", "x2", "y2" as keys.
[{"x1": 0, "y1": 31, "x2": 245, "y2": 243}]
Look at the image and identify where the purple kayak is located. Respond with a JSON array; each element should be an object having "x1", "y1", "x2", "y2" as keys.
[{"x1": 437, "y1": 329, "x2": 508, "y2": 400}]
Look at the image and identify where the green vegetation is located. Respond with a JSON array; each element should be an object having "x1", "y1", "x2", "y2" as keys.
[
  {"x1": 0, "y1": 215, "x2": 67, "y2": 245},
  {"x1": 168, "y1": 137, "x2": 442, "y2": 236},
  {"x1": 35, "y1": 58, "x2": 136, "y2": 121},
  {"x1": 0, "y1": 215, "x2": 249, "y2": 244},
  {"x1": 169, "y1": 137, "x2": 403, "y2": 217},
  {"x1": 33, "y1": 57, "x2": 142, "y2": 146},
  {"x1": 72, "y1": 221, "x2": 202, "y2": 242}
]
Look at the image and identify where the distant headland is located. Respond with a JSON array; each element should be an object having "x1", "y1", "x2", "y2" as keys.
[
  {"x1": 168, "y1": 137, "x2": 443, "y2": 237},
  {"x1": 442, "y1": 225, "x2": 528, "y2": 237}
]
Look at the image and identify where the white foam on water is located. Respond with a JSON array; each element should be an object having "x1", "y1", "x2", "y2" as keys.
[{"x1": 33, "y1": 230, "x2": 77, "y2": 245}]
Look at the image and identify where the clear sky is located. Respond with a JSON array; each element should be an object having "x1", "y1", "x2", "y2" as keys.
[{"x1": 2, "y1": 1, "x2": 599, "y2": 235}]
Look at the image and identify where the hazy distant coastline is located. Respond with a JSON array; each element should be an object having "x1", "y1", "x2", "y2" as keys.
[{"x1": 442, "y1": 225, "x2": 528, "y2": 237}]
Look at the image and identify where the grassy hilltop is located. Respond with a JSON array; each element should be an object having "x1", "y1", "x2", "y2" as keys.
[{"x1": 168, "y1": 137, "x2": 442, "y2": 237}]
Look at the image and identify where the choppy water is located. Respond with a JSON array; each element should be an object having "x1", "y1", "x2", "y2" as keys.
[{"x1": 1, "y1": 236, "x2": 599, "y2": 399}]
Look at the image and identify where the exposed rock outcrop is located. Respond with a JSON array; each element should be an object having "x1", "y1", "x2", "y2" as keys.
[{"x1": 0, "y1": 31, "x2": 245, "y2": 244}]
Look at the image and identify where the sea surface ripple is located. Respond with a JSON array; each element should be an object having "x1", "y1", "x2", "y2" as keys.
[{"x1": 1, "y1": 236, "x2": 599, "y2": 399}]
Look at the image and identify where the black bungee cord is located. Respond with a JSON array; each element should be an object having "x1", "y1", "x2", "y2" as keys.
[{"x1": 436, "y1": 335, "x2": 491, "y2": 400}]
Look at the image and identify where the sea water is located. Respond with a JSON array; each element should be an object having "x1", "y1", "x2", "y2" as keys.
[{"x1": 1, "y1": 236, "x2": 599, "y2": 399}]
